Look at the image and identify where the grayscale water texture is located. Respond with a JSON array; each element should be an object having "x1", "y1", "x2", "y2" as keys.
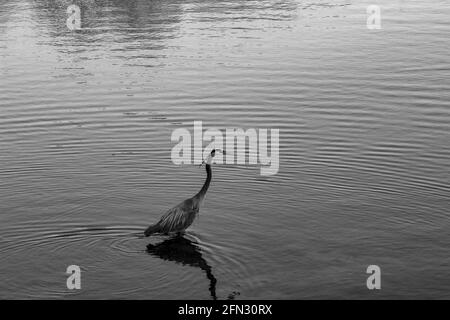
[{"x1": 0, "y1": 0, "x2": 449, "y2": 299}]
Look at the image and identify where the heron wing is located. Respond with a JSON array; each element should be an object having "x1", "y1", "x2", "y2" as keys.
[{"x1": 156, "y1": 199, "x2": 198, "y2": 233}]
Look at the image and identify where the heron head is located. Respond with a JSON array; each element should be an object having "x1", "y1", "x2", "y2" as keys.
[
  {"x1": 201, "y1": 149, "x2": 226, "y2": 166},
  {"x1": 213, "y1": 148, "x2": 226, "y2": 155},
  {"x1": 210, "y1": 148, "x2": 225, "y2": 158}
]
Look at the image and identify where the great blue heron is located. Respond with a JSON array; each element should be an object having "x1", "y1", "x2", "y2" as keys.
[{"x1": 144, "y1": 149, "x2": 224, "y2": 236}]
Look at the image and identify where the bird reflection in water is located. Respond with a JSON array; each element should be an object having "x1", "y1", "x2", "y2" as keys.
[{"x1": 146, "y1": 235, "x2": 217, "y2": 300}]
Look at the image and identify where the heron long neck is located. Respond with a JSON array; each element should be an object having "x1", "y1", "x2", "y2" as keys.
[{"x1": 195, "y1": 164, "x2": 212, "y2": 201}]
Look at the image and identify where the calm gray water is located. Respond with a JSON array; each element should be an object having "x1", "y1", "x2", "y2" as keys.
[{"x1": 0, "y1": 0, "x2": 449, "y2": 299}]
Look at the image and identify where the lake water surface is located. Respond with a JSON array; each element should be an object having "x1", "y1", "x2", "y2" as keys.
[{"x1": 0, "y1": 0, "x2": 449, "y2": 299}]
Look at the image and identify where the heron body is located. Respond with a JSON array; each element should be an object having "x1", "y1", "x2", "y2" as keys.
[{"x1": 144, "y1": 156, "x2": 214, "y2": 236}]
